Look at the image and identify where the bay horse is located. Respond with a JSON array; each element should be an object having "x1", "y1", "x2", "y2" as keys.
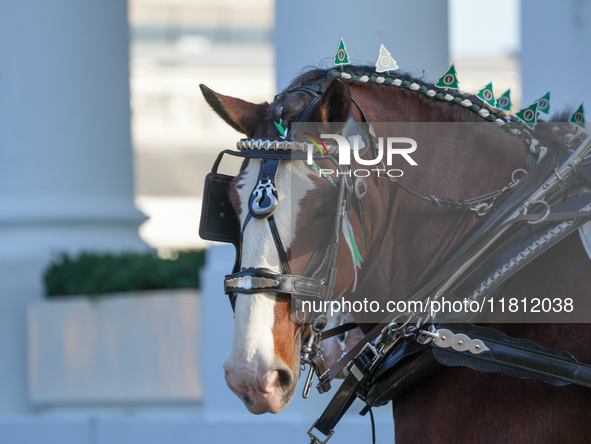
[{"x1": 200, "y1": 65, "x2": 591, "y2": 443}]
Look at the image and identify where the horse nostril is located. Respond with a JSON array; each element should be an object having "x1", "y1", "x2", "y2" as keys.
[
  {"x1": 242, "y1": 393, "x2": 254, "y2": 407},
  {"x1": 276, "y1": 369, "x2": 292, "y2": 392}
]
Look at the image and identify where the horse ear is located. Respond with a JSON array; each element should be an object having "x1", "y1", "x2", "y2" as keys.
[
  {"x1": 200, "y1": 84, "x2": 268, "y2": 136},
  {"x1": 310, "y1": 77, "x2": 352, "y2": 125}
]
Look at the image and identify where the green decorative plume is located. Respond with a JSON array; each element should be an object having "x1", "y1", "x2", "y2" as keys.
[
  {"x1": 341, "y1": 215, "x2": 363, "y2": 291},
  {"x1": 435, "y1": 64, "x2": 459, "y2": 89},
  {"x1": 333, "y1": 38, "x2": 350, "y2": 66},
  {"x1": 535, "y1": 92, "x2": 551, "y2": 115},
  {"x1": 497, "y1": 89, "x2": 512, "y2": 111},
  {"x1": 570, "y1": 104, "x2": 585, "y2": 128},
  {"x1": 375, "y1": 44, "x2": 398, "y2": 73},
  {"x1": 476, "y1": 82, "x2": 497, "y2": 107},
  {"x1": 273, "y1": 121, "x2": 286, "y2": 138},
  {"x1": 516, "y1": 102, "x2": 539, "y2": 129}
]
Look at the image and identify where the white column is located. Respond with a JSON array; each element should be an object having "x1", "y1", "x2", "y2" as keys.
[
  {"x1": 275, "y1": 0, "x2": 449, "y2": 91},
  {"x1": 521, "y1": 0, "x2": 591, "y2": 112},
  {"x1": 0, "y1": 0, "x2": 147, "y2": 414}
]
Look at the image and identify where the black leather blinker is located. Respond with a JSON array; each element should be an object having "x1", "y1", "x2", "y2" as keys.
[{"x1": 199, "y1": 172, "x2": 240, "y2": 245}]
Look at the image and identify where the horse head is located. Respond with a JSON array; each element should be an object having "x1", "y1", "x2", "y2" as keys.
[{"x1": 200, "y1": 77, "x2": 368, "y2": 414}]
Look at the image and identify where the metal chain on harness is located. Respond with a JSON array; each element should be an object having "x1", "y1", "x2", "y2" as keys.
[{"x1": 365, "y1": 120, "x2": 529, "y2": 216}]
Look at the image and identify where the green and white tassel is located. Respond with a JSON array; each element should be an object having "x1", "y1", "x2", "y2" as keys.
[{"x1": 342, "y1": 214, "x2": 363, "y2": 292}]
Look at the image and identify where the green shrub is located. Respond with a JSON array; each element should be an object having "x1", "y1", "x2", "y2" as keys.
[{"x1": 44, "y1": 251, "x2": 205, "y2": 297}]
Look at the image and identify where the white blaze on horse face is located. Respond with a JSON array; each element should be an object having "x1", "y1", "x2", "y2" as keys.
[{"x1": 224, "y1": 159, "x2": 316, "y2": 412}]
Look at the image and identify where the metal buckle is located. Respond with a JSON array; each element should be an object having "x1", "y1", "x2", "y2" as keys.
[
  {"x1": 308, "y1": 420, "x2": 334, "y2": 444},
  {"x1": 359, "y1": 342, "x2": 379, "y2": 362},
  {"x1": 348, "y1": 342, "x2": 380, "y2": 381},
  {"x1": 354, "y1": 177, "x2": 367, "y2": 199}
]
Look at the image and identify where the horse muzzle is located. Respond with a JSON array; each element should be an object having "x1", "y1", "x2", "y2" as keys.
[{"x1": 224, "y1": 365, "x2": 297, "y2": 414}]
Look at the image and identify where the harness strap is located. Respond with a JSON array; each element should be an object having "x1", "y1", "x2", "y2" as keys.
[
  {"x1": 268, "y1": 215, "x2": 291, "y2": 274},
  {"x1": 288, "y1": 85, "x2": 323, "y2": 98},
  {"x1": 310, "y1": 337, "x2": 385, "y2": 442},
  {"x1": 310, "y1": 354, "x2": 331, "y2": 392},
  {"x1": 313, "y1": 313, "x2": 591, "y2": 444},
  {"x1": 356, "y1": 197, "x2": 368, "y2": 245},
  {"x1": 505, "y1": 209, "x2": 591, "y2": 225},
  {"x1": 431, "y1": 321, "x2": 591, "y2": 389},
  {"x1": 319, "y1": 322, "x2": 358, "y2": 341},
  {"x1": 309, "y1": 372, "x2": 361, "y2": 443},
  {"x1": 317, "y1": 323, "x2": 388, "y2": 393},
  {"x1": 349, "y1": 165, "x2": 368, "y2": 245},
  {"x1": 226, "y1": 212, "x2": 253, "y2": 311},
  {"x1": 225, "y1": 268, "x2": 325, "y2": 299},
  {"x1": 317, "y1": 204, "x2": 591, "y2": 392},
  {"x1": 284, "y1": 93, "x2": 323, "y2": 140},
  {"x1": 303, "y1": 226, "x2": 333, "y2": 277}
]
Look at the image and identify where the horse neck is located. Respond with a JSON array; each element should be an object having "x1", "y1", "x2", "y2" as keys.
[{"x1": 351, "y1": 84, "x2": 529, "y2": 302}]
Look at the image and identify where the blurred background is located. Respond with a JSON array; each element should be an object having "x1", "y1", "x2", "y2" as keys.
[{"x1": 0, "y1": 0, "x2": 589, "y2": 443}]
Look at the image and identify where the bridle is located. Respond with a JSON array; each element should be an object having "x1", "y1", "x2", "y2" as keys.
[
  {"x1": 199, "y1": 84, "x2": 380, "y2": 392},
  {"x1": 200, "y1": 85, "x2": 375, "y2": 315}
]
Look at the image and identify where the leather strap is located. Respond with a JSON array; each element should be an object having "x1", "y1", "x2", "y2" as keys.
[
  {"x1": 284, "y1": 94, "x2": 323, "y2": 140},
  {"x1": 225, "y1": 268, "x2": 325, "y2": 299},
  {"x1": 504, "y1": 209, "x2": 591, "y2": 226},
  {"x1": 312, "y1": 371, "x2": 361, "y2": 438},
  {"x1": 356, "y1": 197, "x2": 368, "y2": 245},
  {"x1": 268, "y1": 215, "x2": 291, "y2": 275},
  {"x1": 317, "y1": 323, "x2": 388, "y2": 393},
  {"x1": 303, "y1": 228, "x2": 332, "y2": 277},
  {"x1": 313, "y1": 335, "x2": 386, "y2": 437},
  {"x1": 311, "y1": 354, "x2": 331, "y2": 393},
  {"x1": 432, "y1": 322, "x2": 591, "y2": 388},
  {"x1": 319, "y1": 322, "x2": 358, "y2": 341}
]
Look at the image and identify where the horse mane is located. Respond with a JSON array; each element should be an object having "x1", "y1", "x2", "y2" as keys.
[{"x1": 274, "y1": 64, "x2": 576, "y2": 197}]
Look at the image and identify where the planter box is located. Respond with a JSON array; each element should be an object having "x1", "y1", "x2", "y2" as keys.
[{"x1": 27, "y1": 289, "x2": 201, "y2": 406}]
